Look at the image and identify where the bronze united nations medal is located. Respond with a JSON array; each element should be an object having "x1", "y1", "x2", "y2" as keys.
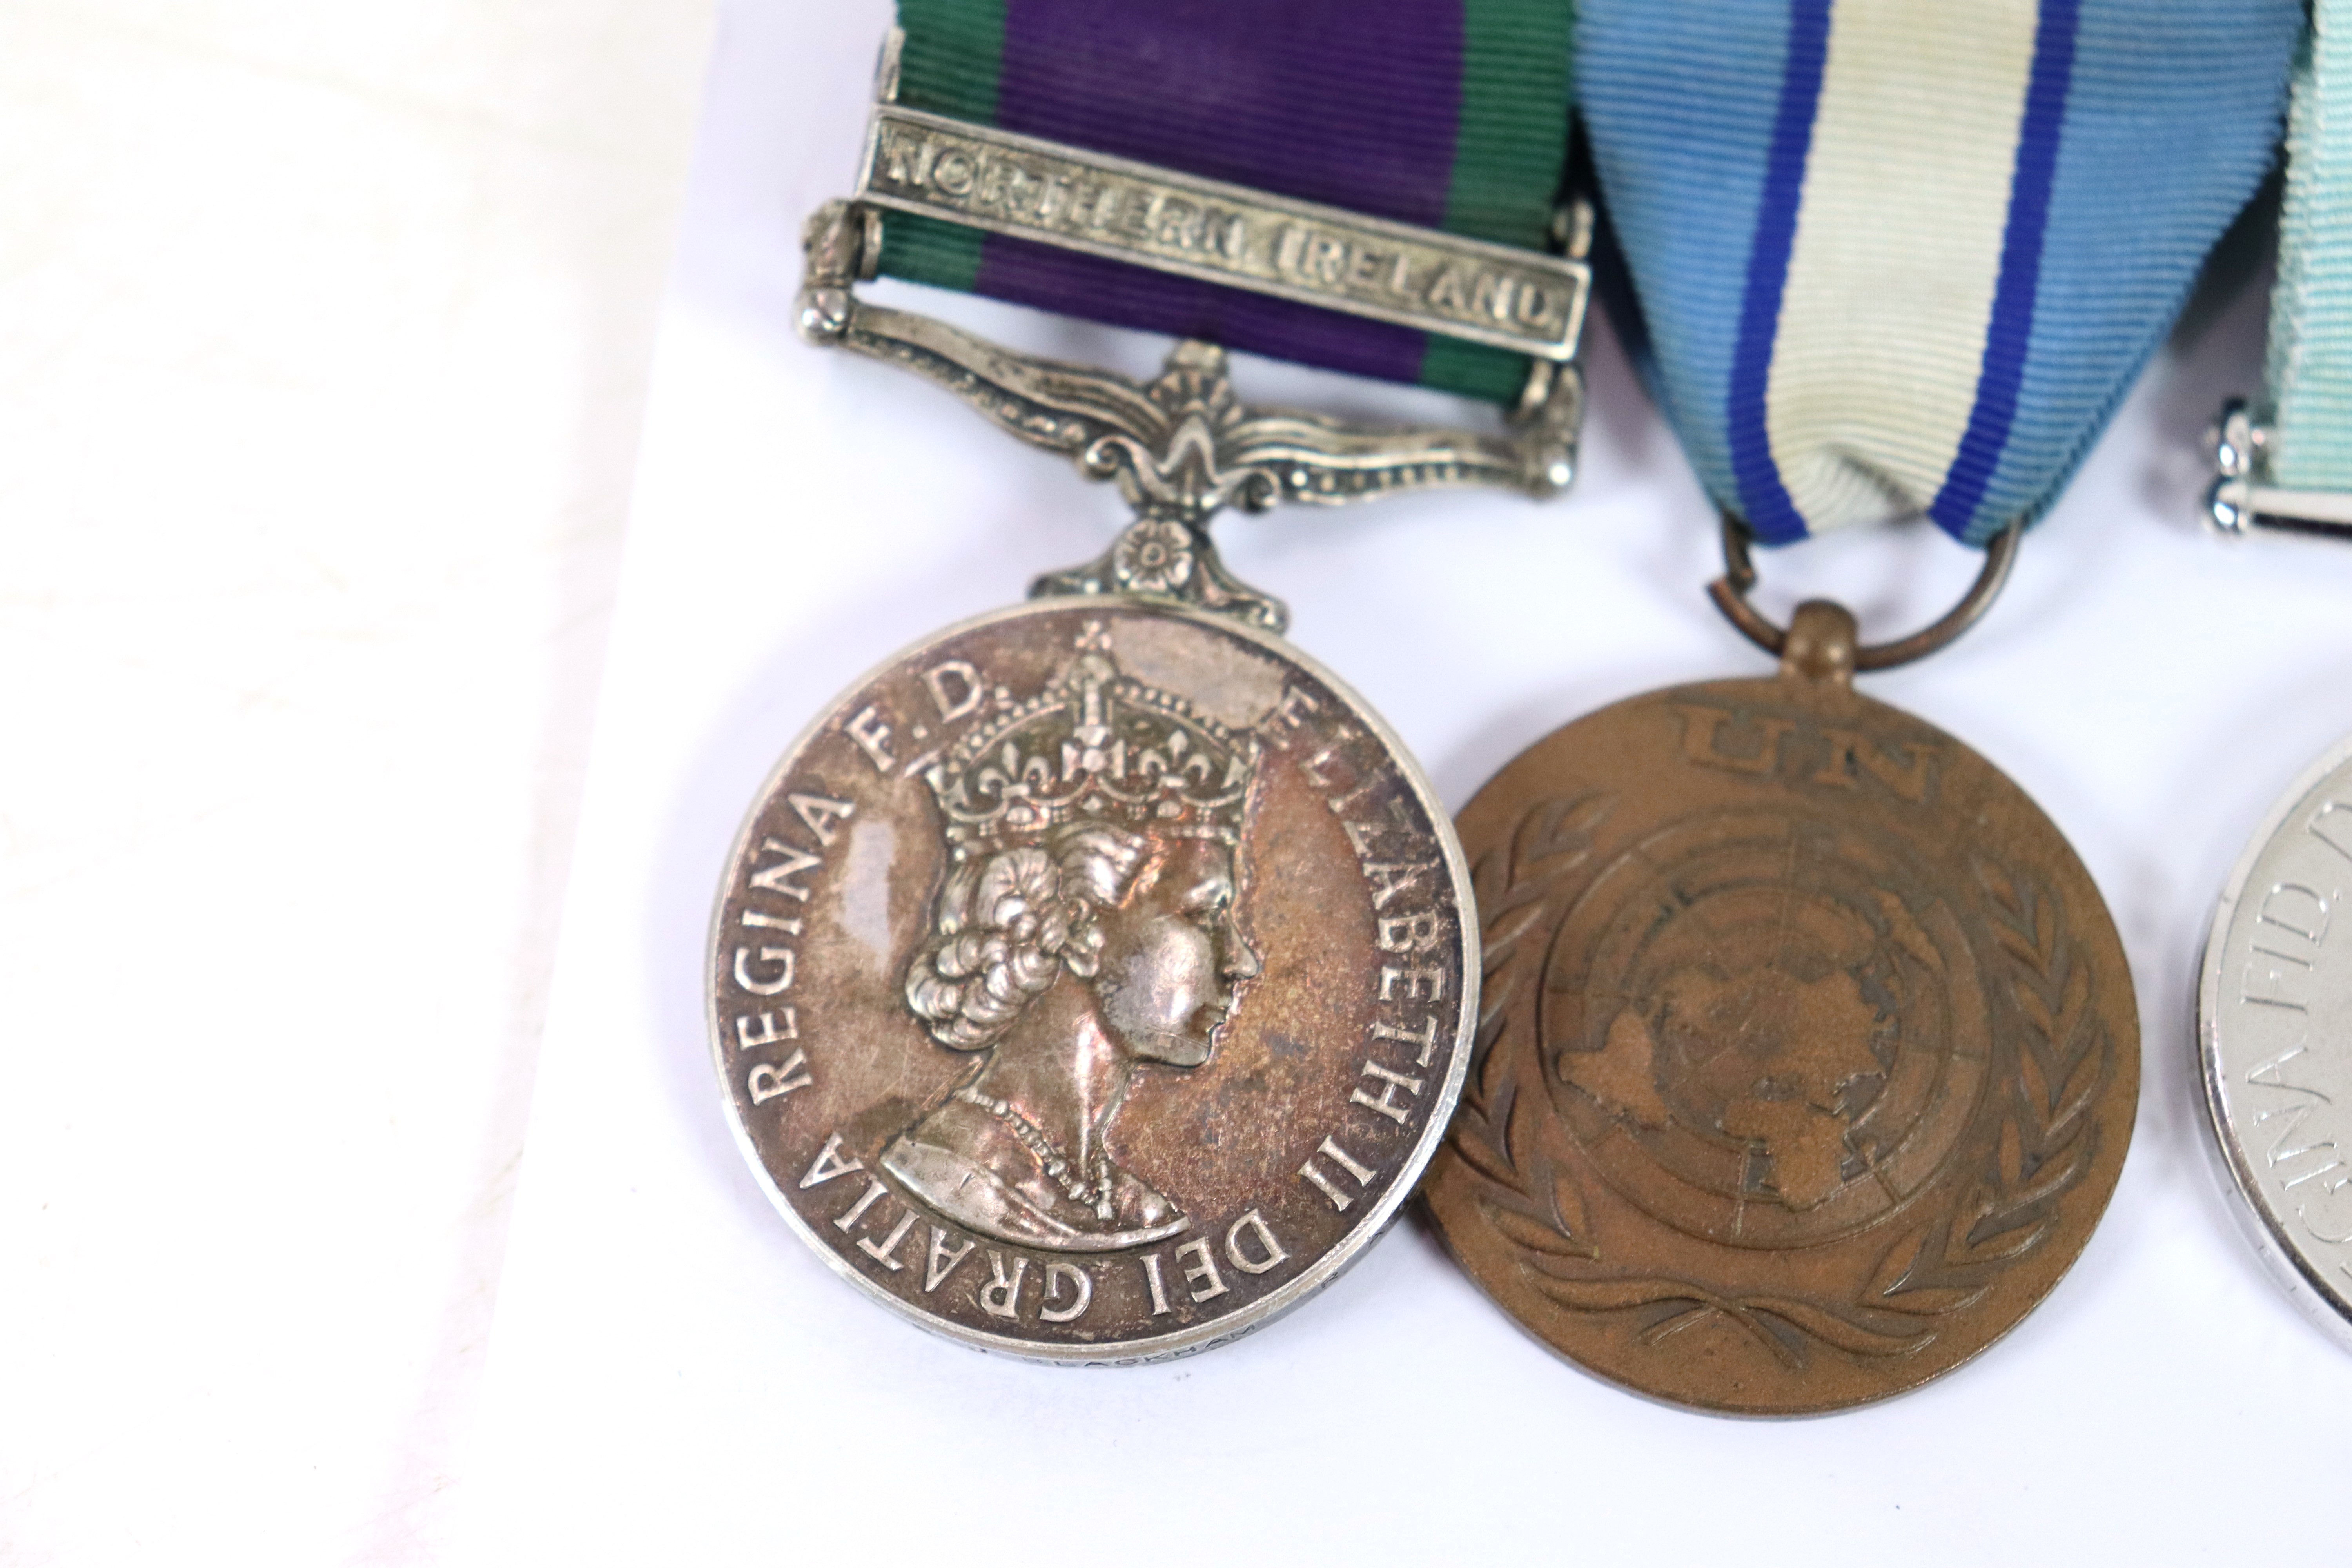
[
  {"x1": 1423, "y1": 578, "x2": 2139, "y2": 1413},
  {"x1": 711, "y1": 602, "x2": 1471, "y2": 1360}
]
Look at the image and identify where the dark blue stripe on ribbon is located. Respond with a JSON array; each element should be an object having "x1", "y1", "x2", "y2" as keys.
[
  {"x1": 1725, "y1": 0, "x2": 1832, "y2": 544},
  {"x1": 1931, "y1": 0, "x2": 2083, "y2": 538}
]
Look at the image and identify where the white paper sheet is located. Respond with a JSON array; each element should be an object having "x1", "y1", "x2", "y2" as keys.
[
  {"x1": 463, "y1": 4, "x2": 2352, "y2": 1560},
  {"x1": 0, "y1": 4, "x2": 712, "y2": 1560}
]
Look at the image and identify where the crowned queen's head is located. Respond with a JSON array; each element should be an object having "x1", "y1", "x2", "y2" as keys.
[
  {"x1": 924, "y1": 632, "x2": 1255, "y2": 860},
  {"x1": 885, "y1": 625, "x2": 1265, "y2": 1252}
]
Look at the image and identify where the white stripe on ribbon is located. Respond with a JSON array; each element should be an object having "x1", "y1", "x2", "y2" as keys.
[{"x1": 1765, "y1": 0, "x2": 2041, "y2": 531}]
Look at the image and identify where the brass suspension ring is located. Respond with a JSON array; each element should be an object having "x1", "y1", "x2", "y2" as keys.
[{"x1": 1706, "y1": 513, "x2": 2023, "y2": 673}]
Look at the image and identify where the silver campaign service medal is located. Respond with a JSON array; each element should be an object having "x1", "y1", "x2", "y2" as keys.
[{"x1": 709, "y1": 33, "x2": 1590, "y2": 1362}]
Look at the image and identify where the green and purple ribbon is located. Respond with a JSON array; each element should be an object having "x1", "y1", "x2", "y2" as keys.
[{"x1": 880, "y1": 0, "x2": 1576, "y2": 403}]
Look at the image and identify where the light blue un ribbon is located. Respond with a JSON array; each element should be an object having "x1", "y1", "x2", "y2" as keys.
[{"x1": 1580, "y1": 0, "x2": 2302, "y2": 546}]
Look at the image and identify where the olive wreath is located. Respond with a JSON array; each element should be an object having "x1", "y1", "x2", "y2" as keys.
[{"x1": 1446, "y1": 795, "x2": 2112, "y2": 1371}]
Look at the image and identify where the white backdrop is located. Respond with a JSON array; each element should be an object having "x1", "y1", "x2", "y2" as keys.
[
  {"x1": 0, "y1": 2, "x2": 713, "y2": 1561},
  {"x1": 463, "y1": 2, "x2": 2352, "y2": 1563}
]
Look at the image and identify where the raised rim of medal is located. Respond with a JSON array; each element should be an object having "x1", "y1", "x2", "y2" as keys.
[
  {"x1": 1429, "y1": 676, "x2": 2140, "y2": 1414},
  {"x1": 704, "y1": 596, "x2": 1479, "y2": 1364},
  {"x1": 2198, "y1": 730, "x2": 2352, "y2": 1349}
]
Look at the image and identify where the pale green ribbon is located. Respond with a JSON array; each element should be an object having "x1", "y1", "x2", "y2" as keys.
[{"x1": 2268, "y1": 0, "x2": 2352, "y2": 489}]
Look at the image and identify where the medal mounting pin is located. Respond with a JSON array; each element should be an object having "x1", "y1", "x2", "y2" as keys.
[{"x1": 2205, "y1": 398, "x2": 2352, "y2": 541}]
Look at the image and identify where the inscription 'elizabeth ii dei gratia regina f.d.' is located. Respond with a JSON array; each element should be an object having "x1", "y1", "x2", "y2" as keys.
[
  {"x1": 712, "y1": 25, "x2": 1586, "y2": 1362},
  {"x1": 709, "y1": 607, "x2": 1474, "y2": 1362}
]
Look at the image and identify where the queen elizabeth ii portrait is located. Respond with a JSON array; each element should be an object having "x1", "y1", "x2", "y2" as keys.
[{"x1": 881, "y1": 637, "x2": 1263, "y2": 1252}]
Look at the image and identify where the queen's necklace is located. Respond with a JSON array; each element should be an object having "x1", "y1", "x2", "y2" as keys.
[{"x1": 957, "y1": 1085, "x2": 1114, "y2": 1220}]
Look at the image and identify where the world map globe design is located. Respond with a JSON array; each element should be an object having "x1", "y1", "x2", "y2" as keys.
[{"x1": 1539, "y1": 806, "x2": 1993, "y2": 1251}]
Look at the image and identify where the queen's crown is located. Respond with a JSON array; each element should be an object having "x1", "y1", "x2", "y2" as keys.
[{"x1": 926, "y1": 630, "x2": 1258, "y2": 854}]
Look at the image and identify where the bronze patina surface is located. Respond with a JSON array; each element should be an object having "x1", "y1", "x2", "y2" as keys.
[
  {"x1": 1424, "y1": 604, "x2": 2138, "y2": 1414},
  {"x1": 713, "y1": 600, "x2": 1472, "y2": 1362}
]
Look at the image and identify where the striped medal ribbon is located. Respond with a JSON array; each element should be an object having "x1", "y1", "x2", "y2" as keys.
[
  {"x1": 791, "y1": 0, "x2": 1605, "y2": 616},
  {"x1": 1582, "y1": 0, "x2": 2301, "y2": 547},
  {"x1": 2213, "y1": 0, "x2": 2352, "y2": 538},
  {"x1": 879, "y1": 0, "x2": 1577, "y2": 405}
]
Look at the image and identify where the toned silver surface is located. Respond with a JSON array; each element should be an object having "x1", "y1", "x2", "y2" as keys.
[
  {"x1": 855, "y1": 103, "x2": 1591, "y2": 361},
  {"x1": 2200, "y1": 734, "x2": 2352, "y2": 1352},
  {"x1": 729, "y1": 29, "x2": 1570, "y2": 1361},
  {"x1": 710, "y1": 602, "x2": 1473, "y2": 1361}
]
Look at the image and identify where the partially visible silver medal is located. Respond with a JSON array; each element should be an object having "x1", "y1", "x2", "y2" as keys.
[
  {"x1": 2198, "y1": 0, "x2": 2352, "y2": 1350},
  {"x1": 2200, "y1": 740, "x2": 2352, "y2": 1352},
  {"x1": 711, "y1": 40, "x2": 1590, "y2": 1361}
]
